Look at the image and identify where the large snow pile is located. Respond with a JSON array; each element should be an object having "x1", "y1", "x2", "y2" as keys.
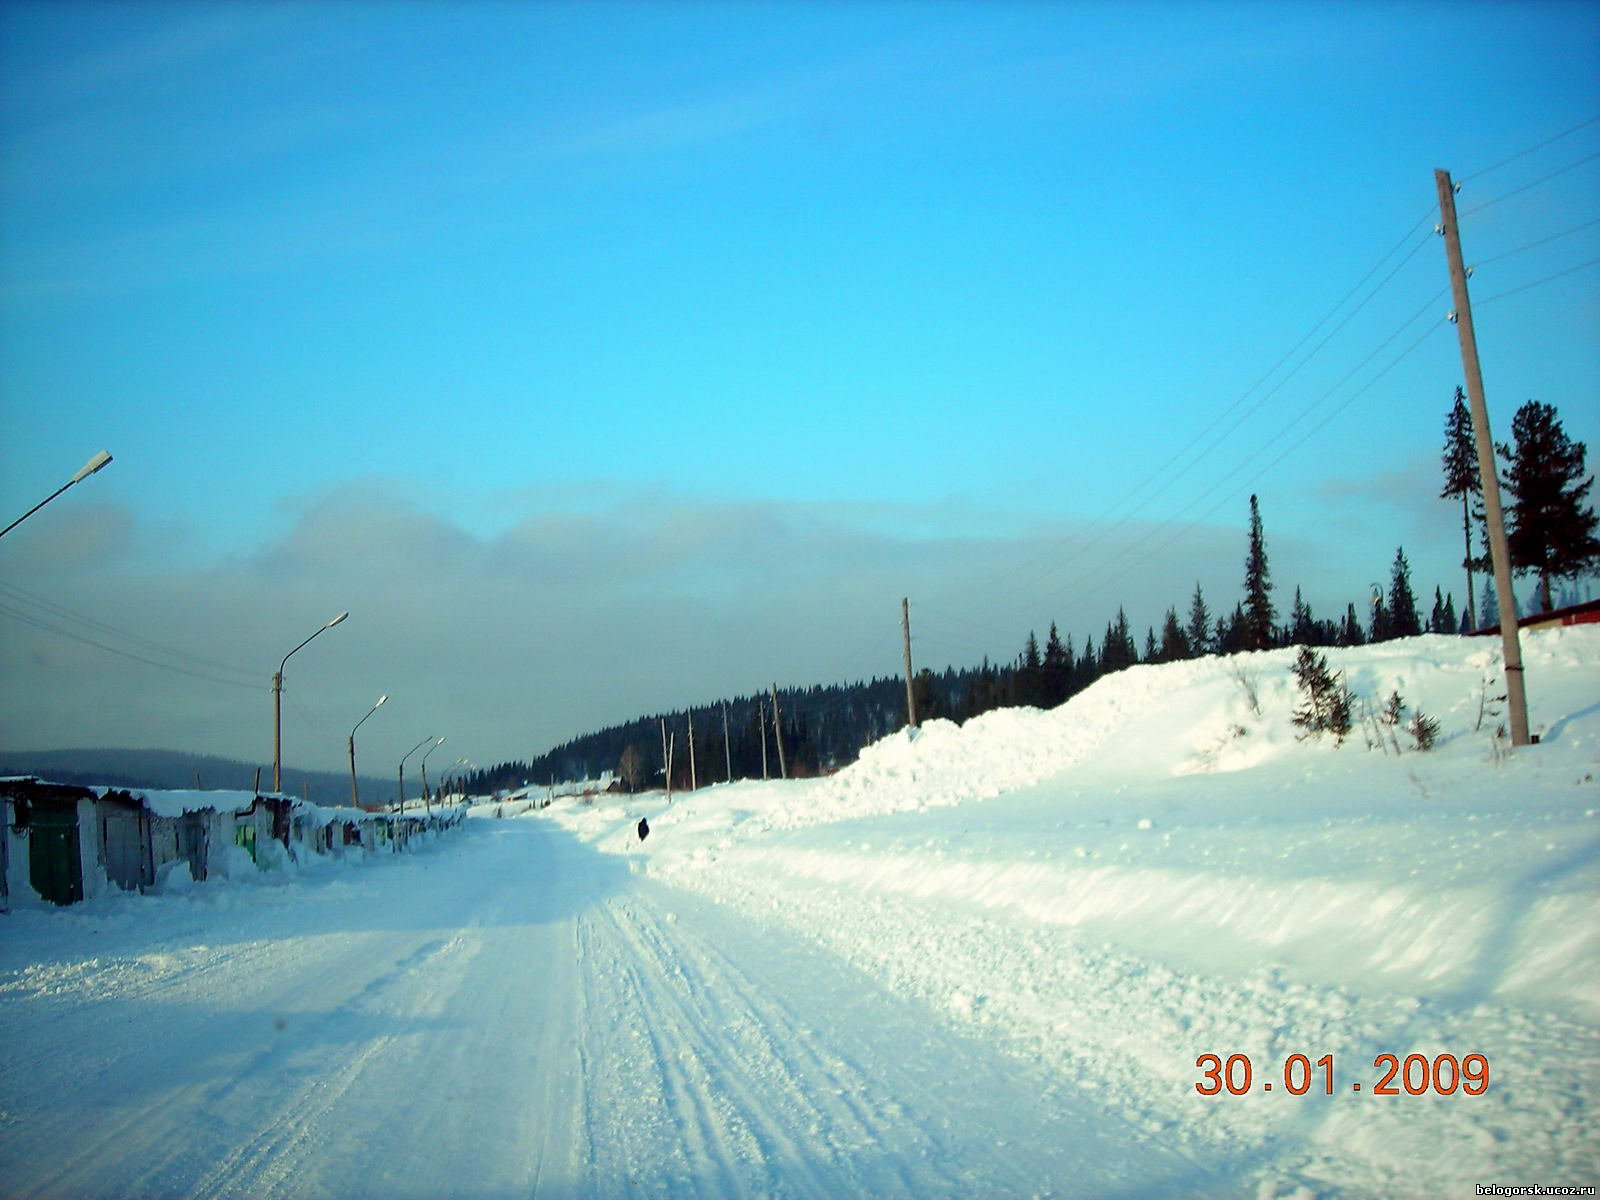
[{"x1": 548, "y1": 627, "x2": 1600, "y2": 1198}]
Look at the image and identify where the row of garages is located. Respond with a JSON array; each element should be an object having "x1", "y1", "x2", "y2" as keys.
[{"x1": 1, "y1": 777, "x2": 465, "y2": 909}]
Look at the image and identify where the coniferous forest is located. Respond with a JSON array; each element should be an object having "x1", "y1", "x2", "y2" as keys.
[{"x1": 462, "y1": 397, "x2": 1598, "y2": 798}]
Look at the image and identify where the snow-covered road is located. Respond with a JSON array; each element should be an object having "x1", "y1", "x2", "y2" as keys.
[
  {"x1": 5, "y1": 628, "x2": 1597, "y2": 1198},
  {"x1": 1, "y1": 814, "x2": 1202, "y2": 1199}
]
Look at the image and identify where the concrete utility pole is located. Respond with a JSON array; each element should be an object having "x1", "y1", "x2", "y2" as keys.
[
  {"x1": 1434, "y1": 168, "x2": 1532, "y2": 747},
  {"x1": 769, "y1": 683, "x2": 788, "y2": 780},
  {"x1": 901, "y1": 596, "x2": 918, "y2": 730}
]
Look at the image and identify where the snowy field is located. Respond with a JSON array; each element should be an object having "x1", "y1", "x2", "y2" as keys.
[{"x1": 1, "y1": 628, "x2": 1596, "y2": 1198}]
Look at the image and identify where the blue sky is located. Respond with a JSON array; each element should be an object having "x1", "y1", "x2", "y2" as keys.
[{"x1": 2, "y1": 1, "x2": 1597, "y2": 777}]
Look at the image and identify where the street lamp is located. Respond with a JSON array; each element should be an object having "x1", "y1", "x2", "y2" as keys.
[
  {"x1": 420, "y1": 736, "x2": 447, "y2": 814},
  {"x1": 272, "y1": 611, "x2": 349, "y2": 793},
  {"x1": 348, "y1": 694, "x2": 387, "y2": 809},
  {"x1": 445, "y1": 757, "x2": 476, "y2": 800},
  {"x1": 1, "y1": 450, "x2": 114, "y2": 540},
  {"x1": 398, "y1": 735, "x2": 435, "y2": 815}
]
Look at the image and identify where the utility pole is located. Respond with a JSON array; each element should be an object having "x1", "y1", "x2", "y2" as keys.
[
  {"x1": 769, "y1": 683, "x2": 788, "y2": 779},
  {"x1": 758, "y1": 699, "x2": 769, "y2": 779},
  {"x1": 687, "y1": 711, "x2": 697, "y2": 791},
  {"x1": 901, "y1": 596, "x2": 918, "y2": 730},
  {"x1": 660, "y1": 718, "x2": 671, "y2": 802},
  {"x1": 1435, "y1": 168, "x2": 1532, "y2": 747},
  {"x1": 722, "y1": 701, "x2": 732, "y2": 783}
]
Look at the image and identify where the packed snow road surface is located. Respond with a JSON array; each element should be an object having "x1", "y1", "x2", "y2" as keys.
[
  {"x1": 4, "y1": 628, "x2": 1597, "y2": 1198},
  {"x1": 0, "y1": 814, "x2": 1199, "y2": 1199}
]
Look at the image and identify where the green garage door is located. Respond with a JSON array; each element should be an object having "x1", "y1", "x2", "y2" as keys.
[{"x1": 29, "y1": 805, "x2": 84, "y2": 906}]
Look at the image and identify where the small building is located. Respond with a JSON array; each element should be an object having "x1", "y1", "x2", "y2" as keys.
[{"x1": 3, "y1": 778, "x2": 465, "y2": 910}]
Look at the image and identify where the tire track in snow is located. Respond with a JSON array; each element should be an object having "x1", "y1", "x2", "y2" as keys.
[{"x1": 572, "y1": 881, "x2": 1188, "y2": 1198}]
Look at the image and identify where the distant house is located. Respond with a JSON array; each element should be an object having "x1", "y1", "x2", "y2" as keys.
[
  {"x1": 2, "y1": 778, "x2": 465, "y2": 910},
  {"x1": 1475, "y1": 597, "x2": 1600, "y2": 636}
]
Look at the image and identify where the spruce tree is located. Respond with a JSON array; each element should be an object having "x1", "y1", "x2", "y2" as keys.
[
  {"x1": 1441, "y1": 387, "x2": 1482, "y2": 630},
  {"x1": 1388, "y1": 547, "x2": 1422, "y2": 638},
  {"x1": 1289, "y1": 586, "x2": 1315, "y2": 646},
  {"x1": 1041, "y1": 623, "x2": 1071, "y2": 706},
  {"x1": 1159, "y1": 606, "x2": 1191, "y2": 662},
  {"x1": 1498, "y1": 400, "x2": 1600, "y2": 612},
  {"x1": 1186, "y1": 583, "x2": 1212, "y2": 656},
  {"x1": 1339, "y1": 602, "x2": 1366, "y2": 646},
  {"x1": 1242, "y1": 495, "x2": 1276, "y2": 650}
]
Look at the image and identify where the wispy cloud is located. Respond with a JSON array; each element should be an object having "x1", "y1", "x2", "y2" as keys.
[{"x1": 0, "y1": 483, "x2": 1241, "y2": 772}]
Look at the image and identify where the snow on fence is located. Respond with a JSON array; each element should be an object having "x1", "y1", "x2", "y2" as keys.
[{"x1": 0, "y1": 777, "x2": 466, "y2": 909}]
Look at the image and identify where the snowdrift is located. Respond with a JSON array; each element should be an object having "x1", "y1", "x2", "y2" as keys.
[{"x1": 548, "y1": 627, "x2": 1600, "y2": 1198}]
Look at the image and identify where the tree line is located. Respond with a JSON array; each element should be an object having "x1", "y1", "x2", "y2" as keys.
[{"x1": 462, "y1": 394, "x2": 1595, "y2": 797}]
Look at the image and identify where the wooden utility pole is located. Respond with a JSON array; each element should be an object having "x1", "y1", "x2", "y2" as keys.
[
  {"x1": 687, "y1": 710, "x2": 697, "y2": 791},
  {"x1": 722, "y1": 701, "x2": 732, "y2": 783},
  {"x1": 660, "y1": 718, "x2": 672, "y2": 802},
  {"x1": 901, "y1": 596, "x2": 918, "y2": 729},
  {"x1": 758, "y1": 699, "x2": 769, "y2": 779},
  {"x1": 769, "y1": 683, "x2": 788, "y2": 779},
  {"x1": 1435, "y1": 168, "x2": 1531, "y2": 747}
]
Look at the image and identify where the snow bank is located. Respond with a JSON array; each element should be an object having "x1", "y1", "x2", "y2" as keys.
[{"x1": 543, "y1": 627, "x2": 1600, "y2": 1197}]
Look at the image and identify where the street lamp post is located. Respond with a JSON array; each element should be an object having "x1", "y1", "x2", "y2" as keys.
[
  {"x1": 272, "y1": 611, "x2": 349, "y2": 793},
  {"x1": 445, "y1": 757, "x2": 475, "y2": 801},
  {"x1": 398, "y1": 736, "x2": 434, "y2": 816},
  {"x1": 420, "y1": 737, "x2": 447, "y2": 814},
  {"x1": 348, "y1": 694, "x2": 387, "y2": 809},
  {"x1": 1, "y1": 451, "x2": 113, "y2": 540}
]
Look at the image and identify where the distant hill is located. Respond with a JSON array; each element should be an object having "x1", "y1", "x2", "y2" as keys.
[{"x1": 0, "y1": 748, "x2": 395, "y2": 808}]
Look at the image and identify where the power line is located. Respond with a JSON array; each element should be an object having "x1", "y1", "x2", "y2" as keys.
[
  {"x1": 1472, "y1": 215, "x2": 1600, "y2": 267},
  {"x1": 1043, "y1": 291, "x2": 1446, "y2": 619},
  {"x1": 982, "y1": 222, "x2": 1440, "y2": 607},
  {"x1": 937, "y1": 128, "x2": 1597, "y2": 643},
  {"x1": 1462, "y1": 149, "x2": 1600, "y2": 218},
  {"x1": 1460, "y1": 114, "x2": 1600, "y2": 183},
  {"x1": 0, "y1": 601, "x2": 264, "y2": 691},
  {"x1": 0, "y1": 578, "x2": 258, "y2": 682},
  {"x1": 1478, "y1": 256, "x2": 1600, "y2": 306},
  {"x1": 1062, "y1": 314, "x2": 1449, "y2": 613}
]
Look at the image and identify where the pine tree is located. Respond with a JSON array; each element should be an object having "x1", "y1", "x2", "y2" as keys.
[
  {"x1": 1159, "y1": 606, "x2": 1191, "y2": 662},
  {"x1": 1243, "y1": 495, "x2": 1276, "y2": 650},
  {"x1": 1100, "y1": 608, "x2": 1137, "y2": 673},
  {"x1": 1289, "y1": 646, "x2": 1354, "y2": 744},
  {"x1": 1370, "y1": 587, "x2": 1392, "y2": 643},
  {"x1": 1186, "y1": 583, "x2": 1212, "y2": 656},
  {"x1": 1041, "y1": 623, "x2": 1071, "y2": 707},
  {"x1": 1388, "y1": 547, "x2": 1422, "y2": 638},
  {"x1": 1289, "y1": 586, "x2": 1315, "y2": 646},
  {"x1": 1339, "y1": 602, "x2": 1366, "y2": 646},
  {"x1": 1441, "y1": 387, "x2": 1482, "y2": 630},
  {"x1": 1498, "y1": 400, "x2": 1600, "y2": 612}
]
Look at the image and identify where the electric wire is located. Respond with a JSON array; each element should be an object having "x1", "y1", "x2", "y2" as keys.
[
  {"x1": 0, "y1": 578, "x2": 259, "y2": 682},
  {"x1": 1471, "y1": 216, "x2": 1600, "y2": 267},
  {"x1": 927, "y1": 128, "x2": 1598, "y2": 656},
  {"x1": 1027, "y1": 289, "x2": 1449, "y2": 622},
  {"x1": 986, "y1": 223, "x2": 1440, "y2": 604},
  {"x1": 1477, "y1": 256, "x2": 1600, "y2": 306},
  {"x1": 0, "y1": 601, "x2": 264, "y2": 691},
  {"x1": 1459, "y1": 114, "x2": 1600, "y2": 183},
  {"x1": 1059, "y1": 313, "x2": 1449, "y2": 614},
  {"x1": 1461, "y1": 149, "x2": 1600, "y2": 218}
]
